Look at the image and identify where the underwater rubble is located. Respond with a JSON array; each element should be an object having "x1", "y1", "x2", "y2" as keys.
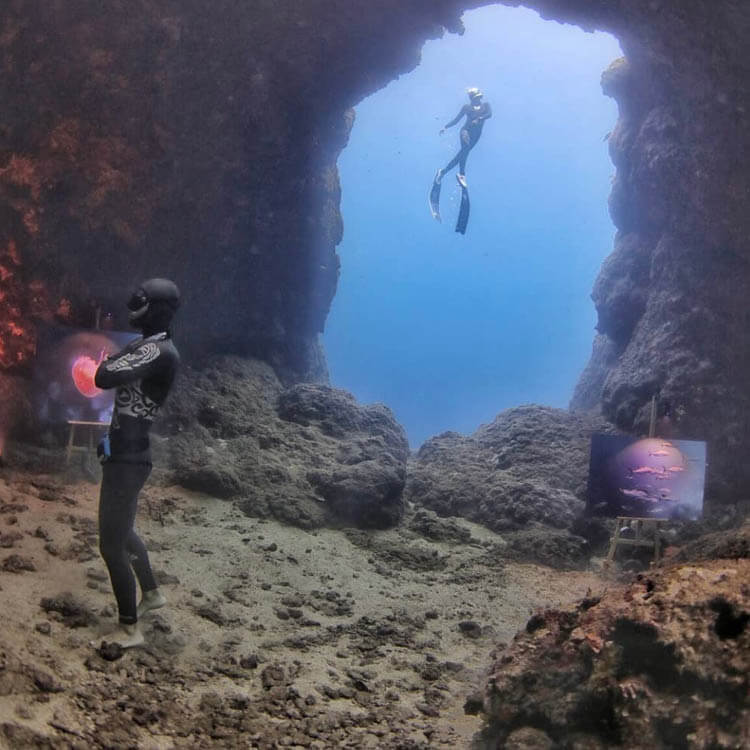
[
  {"x1": 472, "y1": 558, "x2": 749, "y2": 750},
  {"x1": 1, "y1": 382, "x2": 749, "y2": 747},
  {"x1": 0, "y1": 465, "x2": 600, "y2": 748}
]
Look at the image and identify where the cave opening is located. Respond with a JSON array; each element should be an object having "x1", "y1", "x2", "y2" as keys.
[{"x1": 324, "y1": 4, "x2": 621, "y2": 448}]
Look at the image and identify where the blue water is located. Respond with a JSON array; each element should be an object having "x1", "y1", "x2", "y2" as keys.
[{"x1": 324, "y1": 5, "x2": 621, "y2": 449}]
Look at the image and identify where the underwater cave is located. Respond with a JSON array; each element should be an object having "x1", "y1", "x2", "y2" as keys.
[
  {"x1": 1, "y1": 0, "x2": 748, "y2": 498},
  {"x1": 0, "y1": 1, "x2": 748, "y2": 747}
]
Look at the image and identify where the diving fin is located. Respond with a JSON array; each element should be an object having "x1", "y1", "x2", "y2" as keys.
[
  {"x1": 429, "y1": 170, "x2": 442, "y2": 222},
  {"x1": 455, "y1": 179, "x2": 470, "y2": 235}
]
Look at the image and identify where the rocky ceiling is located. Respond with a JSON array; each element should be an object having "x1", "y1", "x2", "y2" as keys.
[{"x1": 0, "y1": 0, "x2": 748, "y2": 498}]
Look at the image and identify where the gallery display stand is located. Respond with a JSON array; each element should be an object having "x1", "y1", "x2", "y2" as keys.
[
  {"x1": 605, "y1": 516, "x2": 668, "y2": 567},
  {"x1": 65, "y1": 420, "x2": 108, "y2": 464},
  {"x1": 603, "y1": 394, "x2": 670, "y2": 568}
]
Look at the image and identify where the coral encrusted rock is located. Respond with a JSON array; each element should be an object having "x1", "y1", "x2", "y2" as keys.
[
  {"x1": 405, "y1": 406, "x2": 613, "y2": 565},
  {"x1": 471, "y1": 559, "x2": 750, "y2": 749},
  {"x1": 164, "y1": 356, "x2": 409, "y2": 529}
]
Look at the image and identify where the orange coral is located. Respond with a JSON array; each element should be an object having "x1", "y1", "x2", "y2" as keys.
[
  {"x1": 48, "y1": 119, "x2": 82, "y2": 157},
  {"x1": 0, "y1": 155, "x2": 42, "y2": 200},
  {"x1": 0, "y1": 237, "x2": 42, "y2": 369},
  {"x1": 6, "y1": 239, "x2": 20, "y2": 265}
]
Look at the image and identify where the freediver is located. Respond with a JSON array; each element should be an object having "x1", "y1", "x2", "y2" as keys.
[
  {"x1": 94, "y1": 278, "x2": 181, "y2": 648},
  {"x1": 435, "y1": 87, "x2": 492, "y2": 189}
]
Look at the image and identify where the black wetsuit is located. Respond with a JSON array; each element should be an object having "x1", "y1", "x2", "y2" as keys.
[
  {"x1": 95, "y1": 332, "x2": 179, "y2": 625},
  {"x1": 442, "y1": 101, "x2": 492, "y2": 176}
]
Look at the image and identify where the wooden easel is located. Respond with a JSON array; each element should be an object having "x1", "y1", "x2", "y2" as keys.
[
  {"x1": 606, "y1": 516, "x2": 667, "y2": 566},
  {"x1": 65, "y1": 420, "x2": 108, "y2": 464},
  {"x1": 605, "y1": 395, "x2": 667, "y2": 567}
]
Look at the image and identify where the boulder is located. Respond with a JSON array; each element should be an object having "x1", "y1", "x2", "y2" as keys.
[
  {"x1": 164, "y1": 356, "x2": 409, "y2": 529},
  {"x1": 406, "y1": 406, "x2": 613, "y2": 566},
  {"x1": 407, "y1": 405, "x2": 610, "y2": 531}
]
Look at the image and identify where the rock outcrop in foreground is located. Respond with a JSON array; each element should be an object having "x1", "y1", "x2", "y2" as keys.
[
  {"x1": 472, "y1": 554, "x2": 749, "y2": 749},
  {"x1": 406, "y1": 406, "x2": 613, "y2": 566},
  {"x1": 164, "y1": 356, "x2": 409, "y2": 529}
]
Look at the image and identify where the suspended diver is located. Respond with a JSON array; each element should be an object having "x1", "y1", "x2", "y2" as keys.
[{"x1": 429, "y1": 87, "x2": 492, "y2": 234}]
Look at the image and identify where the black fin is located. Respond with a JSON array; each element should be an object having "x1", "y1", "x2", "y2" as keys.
[{"x1": 455, "y1": 184, "x2": 470, "y2": 234}]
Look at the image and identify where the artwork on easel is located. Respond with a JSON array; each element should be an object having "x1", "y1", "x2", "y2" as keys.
[
  {"x1": 586, "y1": 434, "x2": 706, "y2": 521},
  {"x1": 33, "y1": 323, "x2": 138, "y2": 425}
]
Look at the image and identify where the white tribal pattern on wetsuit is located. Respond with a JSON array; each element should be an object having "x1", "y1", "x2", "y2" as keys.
[{"x1": 105, "y1": 334, "x2": 166, "y2": 425}]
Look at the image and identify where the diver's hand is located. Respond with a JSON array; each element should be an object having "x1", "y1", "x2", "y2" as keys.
[{"x1": 439, "y1": 128, "x2": 445, "y2": 136}]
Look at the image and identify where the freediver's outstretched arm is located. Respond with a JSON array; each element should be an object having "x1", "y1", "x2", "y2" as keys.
[{"x1": 440, "y1": 105, "x2": 467, "y2": 135}]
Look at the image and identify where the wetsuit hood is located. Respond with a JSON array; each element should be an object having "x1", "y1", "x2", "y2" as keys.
[{"x1": 128, "y1": 278, "x2": 180, "y2": 333}]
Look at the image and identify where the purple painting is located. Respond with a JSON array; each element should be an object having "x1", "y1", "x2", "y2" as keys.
[{"x1": 586, "y1": 434, "x2": 706, "y2": 520}]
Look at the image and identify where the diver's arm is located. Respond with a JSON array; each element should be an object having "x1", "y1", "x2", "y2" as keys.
[
  {"x1": 441, "y1": 106, "x2": 467, "y2": 132},
  {"x1": 95, "y1": 341, "x2": 174, "y2": 389},
  {"x1": 480, "y1": 102, "x2": 492, "y2": 120}
]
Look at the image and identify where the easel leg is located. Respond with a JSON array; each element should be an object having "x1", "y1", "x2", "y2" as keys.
[
  {"x1": 654, "y1": 523, "x2": 662, "y2": 565},
  {"x1": 607, "y1": 519, "x2": 623, "y2": 564},
  {"x1": 66, "y1": 424, "x2": 75, "y2": 465}
]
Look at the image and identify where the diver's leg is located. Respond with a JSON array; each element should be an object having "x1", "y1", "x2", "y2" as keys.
[
  {"x1": 98, "y1": 463, "x2": 149, "y2": 647},
  {"x1": 442, "y1": 129, "x2": 472, "y2": 176},
  {"x1": 129, "y1": 525, "x2": 167, "y2": 618},
  {"x1": 457, "y1": 149, "x2": 470, "y2": 188},
  {"x1": 440, "y1": 151, "x2": 461, "y2": 175},
  {"x1": 457, "y1": 131, "x2": 478, "y2": 186},
  {"x1": 443, "y1": 147, "x2": 470, "y2": 180},
  {"x1": 123, "y1": 464, "x2": 156, "y2": 589},
  {"x1": 109, "y1": 464, "x2": 167, "y2": 619},
  {"x1": 122, "y1": 467, "x2": 167, "y2": 617},
  {"x1": 126, "y1": 528, "x2": 158, "y2": 592},
  {"x1": 457, "y1": 149, "x2": 469, "y2": 187}
]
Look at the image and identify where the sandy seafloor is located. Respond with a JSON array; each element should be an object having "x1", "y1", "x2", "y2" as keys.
[{"x1": 0, "y1": 466, "x2": 604, "y2": 748}]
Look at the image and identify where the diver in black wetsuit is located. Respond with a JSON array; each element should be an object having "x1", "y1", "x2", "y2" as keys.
[
  {"x1": 436, "y1": 87, "x2": 492, "y2": 188},
  {"x1": 94, "y1": 278, "x2": 180, "y2": 648}
]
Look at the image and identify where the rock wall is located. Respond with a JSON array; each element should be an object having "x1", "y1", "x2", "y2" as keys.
[
  {"x1": 0, "y1": 0, "x2": 465, "y2": 380},
  {"x1": 1, "y1": 1, "x2": 749, "y2": 497},
  {"x1": 554, "y1": 1, "x2": 750, "y2": 503}
]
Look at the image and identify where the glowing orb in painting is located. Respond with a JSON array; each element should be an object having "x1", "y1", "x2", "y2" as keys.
[{"x1": 71, "y1": 355, "x2": 102, "y2": 398}]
